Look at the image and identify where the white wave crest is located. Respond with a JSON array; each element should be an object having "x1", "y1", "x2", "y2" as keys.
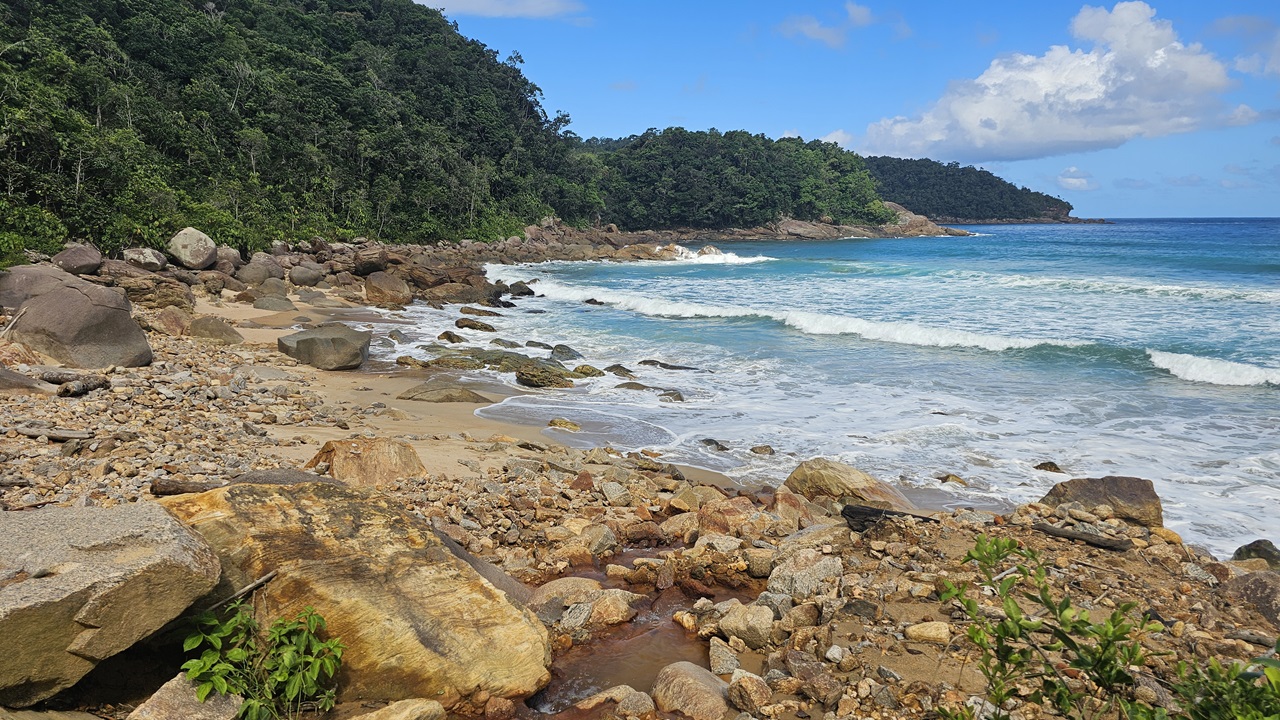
[
  {"x1": 964, "y1": 272, "x2": 1280, "y2": 303},
  {"x1": 496, "y1": 278, "x2": 1084, "y2": 352},
  {"x1": 641, "y1": 245, "x2": 775, "y2": 265},
  {"x1": 1147, "y1": 351, "x2": 1280, "y2": 386}
]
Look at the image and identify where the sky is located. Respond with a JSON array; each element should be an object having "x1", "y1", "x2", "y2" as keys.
[{"x1": 419, "y1": 1, "x2": 1280, "y2": 218}]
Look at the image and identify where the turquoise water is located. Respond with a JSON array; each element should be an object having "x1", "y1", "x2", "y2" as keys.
[{"x1": 392, "y1": 219, "x2": 1280, "y2": 555}]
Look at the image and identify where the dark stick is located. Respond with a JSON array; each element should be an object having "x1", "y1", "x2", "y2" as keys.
[{"x1": 1032, "y1": 522, "x2": 1134, "y2": 551}]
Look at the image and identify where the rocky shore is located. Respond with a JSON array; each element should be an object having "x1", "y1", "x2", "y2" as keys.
[{"x1": 2, "y1": 222, "x2": 1278, "y2": 720}]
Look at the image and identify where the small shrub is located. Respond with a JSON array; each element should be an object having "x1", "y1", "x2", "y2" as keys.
[{"x1": 182, "y1": 600, "x2": 344, "y2": 720}]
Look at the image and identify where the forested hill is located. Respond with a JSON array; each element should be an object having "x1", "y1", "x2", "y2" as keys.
[
  {"x1": 862, "y1": 156, "x2": 1075, "y2": 222},
  {"x1": 0, "y1": 0, "x2": 894, "y2": 259}
]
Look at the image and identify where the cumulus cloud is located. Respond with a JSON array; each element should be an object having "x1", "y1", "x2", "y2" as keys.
[
  {"x1": 1212, "y1": 16, "x2": 1280, "y2": 76},
  {"x1": 820, "y1": 129, "x2": 856, "y2": 147},
  {"x1": 778, "y1": 2, "x2": 892, "y2": 49},
  {"x1": 427, "y1": 0, "x2": 584, "y2": 18},
  {"x1": 863, "y1": 2, "x2": 1240, "y2": 162},
  {"x1": 1057, "y1": 166, "x2": 1099, "y2": 191}
]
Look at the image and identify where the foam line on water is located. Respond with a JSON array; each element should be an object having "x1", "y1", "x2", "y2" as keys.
[{"x1": 1146, "y1": 350, "x2": 1280, "y2": 386}]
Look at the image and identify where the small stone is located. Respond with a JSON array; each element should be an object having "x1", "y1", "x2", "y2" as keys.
[
  {"x1": 548, "y1": 417, "x2": 581, "y2": 431},
  {"x1": 904, "y1": 621, "x2": 951, "y2": 644}
]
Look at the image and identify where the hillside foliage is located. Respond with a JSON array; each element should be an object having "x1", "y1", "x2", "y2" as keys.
[{"x1": 863, "y1": 156, "x2": 1073, "y2": 222}]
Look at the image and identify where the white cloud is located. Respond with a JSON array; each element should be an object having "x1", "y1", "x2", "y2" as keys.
[
  {"x1": 427, "y1": 0, "x2": 584, "y2": 18},
  {"x1": 1057, "y1": 166, "x2": 1099, "y2": 191},
  {"x1": 1213, "y1": 16, "x2": 1280, "y2": 76},
  {"x1": 821, "y1": 129, "x2": 856, "y2": 147},
  {"x1": 777, "y1": 2, "x2": 899, "y2": 49},
  {"x1": 1226, "y1": 104, "x2": 1261, "y2": 125},
  {"x1": 781, "y1": 129, "x2": 802, "y2": 138},
  {"x1": 863, "y1": 2, "x2": 1239, "y2": 162}
]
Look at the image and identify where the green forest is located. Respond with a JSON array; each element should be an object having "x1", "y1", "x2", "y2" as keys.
[
  {"x1": 1, "y1": 0, "x2": 1066, "y2": 261},
  {"x1": 862, "y1": 156, "x2": 1073, "y2": 221}
]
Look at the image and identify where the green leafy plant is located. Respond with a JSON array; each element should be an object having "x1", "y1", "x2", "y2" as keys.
[
  {"x1": 182, "y1": 600, "x2": 344, "y2": 720},
  {"x1": 941, "y1": 534, "x2": 1280, "y2": 720}
]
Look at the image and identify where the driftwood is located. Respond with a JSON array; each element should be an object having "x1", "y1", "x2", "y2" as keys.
[
  {"x1": 205, "y1": 570, "x2": 280, "y2": 613},
  {"x1": 1225, "y1": 629, "x2": 1277, "y2": 648},
  {"x1": 0, "y1": 477, "x2": 32, "y2": 488},
  {"x1": 2, "y1": 425, "x2": 94, "y2": 441},
  {"x1": 56, "y1": 377, "x2": 111, "y2": 397},
  {"x1": 1032, "y1": 522, "x2": 1135, "y2": 551},
  {"x1": 149, "y1": 477, "x2": 228, "y2": 496},
  {"x1": 842, "y1": 503, "x2": 941, "y2": 529}
]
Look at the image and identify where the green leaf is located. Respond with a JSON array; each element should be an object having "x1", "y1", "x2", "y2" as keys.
[
  {"x1": 183, "y1": 634, "x2": 204, "y2": 652},
  {"x1": 196, "y1": 681, "x2": 213, "y2": 703}
]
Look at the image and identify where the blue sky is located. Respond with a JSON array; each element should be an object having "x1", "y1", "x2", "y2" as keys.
[{"x1": 421, "y1": 1, "x2": 1280, "y2": 218}]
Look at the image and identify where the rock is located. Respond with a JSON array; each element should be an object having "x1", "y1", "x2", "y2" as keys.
[
  {"x1": 277, "y1": 323, "x2": 371, "y2": 370},
  {"x1": 1039, "y1": 476, "x2": 1163, "y2": 527},
  {"x1": 252, "y1": 295, "x2": 296, "y2": 312},
  {"x1": 651, "y1": 662, "x2": 730, "y2": 720},
  {"x1": 397, "y1": 383, "x2": 491, "y2": 403},
  {"x1": 1222, "y1": 572, "x2": 1280, "y2": 626},
  {"x1": 1233, "y1": 540, "x2": 1280, "y2": 570},
  {"x1": 288, "y1": 263, "x2": 325, "y2": 287},
  {"x1": 167, "y1": 227, "x2": 218, "y2": 270},
  {"x1": 727, "y1": 671, "x2": 772, "y2": 715},
  {"x1": 353, "y1": 246, "x2": 389, "y2": 275},
  {"x1": 507, "y1": 281, "x2": 534, "y2": 297},
  {"x1": 0, "y1": 503, "x2": 220, "y2": 707},
  {"x1": 572, "y1": 364, "x2": 604, "y2": 377},
  {"x1": 160, "y1": 483, "x2": 550, "y2": 708},
  {"x1": 233, "y1": 468, "x2": 334, "y2": 485},
  {"x1": 188, "y1": 316, "x2": 244, "y2": 345},
  {"x1": 0, "y1": 265, "x2": 153, "y2": 368},
  {"x1": 1035, "y1": 461, "x2": 1065, "y2": 473},
  {"x1": 216, "y1": 245, "x2": 244, "y2": 269},
  {"x1": 123, "y1": 247, "x2": 167, "y2": 271},
  {"x1": 235, "y1": 258, "x2": 284, "y2": 286},
  {"x1": 304, "y1": 437, "x2": 426, "y2": 486},
  {"x1": 456, "y1": 318, "x2": 496, "y2": 332},
  {"x1": 438, "y1": 330, "x2": 466, "y2": 343},
  {"x1": 783, "y1": 458, "x2": 915, "y2": 512},
  {"x1": 125, "y1": 673, "x2": 242, "y2": 720},
  {"x1": 50, "y1": 244, "x2": 102, "y2": 275},
  {"x1": 345, "y1": 699, "x2": 446, "y2": 720},
  {"x1": 575, "y1": 685, "x2": 654, "y2": 717},
  {"x1": 904, "y1": 621, "x2": 952, "y2": 644},
  {"x1": 783, "y1": 651, "x2": 842, "y2": 707},
  {"x1": 604, "y1": 364, "x2": 636, "y2": 379},
  {"x1": 750, "y1": 445, "x2": 775, "y2": 455},
  {"x1": 550, "y1": 344, "x2": 583, "y2": 361},
  {"x1": 365, "y1": 271, "x2": 413, "y2": 306},
  {"x1": 529, "y1": 577, "x2": 603, "y2": 619},
  {"x1": 151, "y1": 305, "x2": 192, "y2": 336},
  {"x1": 515, "y1": 366, "x2": 573, "y2": 389},
  {"x1": 766, "y1": 548, "x2": 843, "y2": 601},
  {"x1": 257, "y1": 276, "x2": 288, "y2": 298},
  {"x1": 708, "y1": 637, "x2": 739, "y2": 675},
  {"x1": 718, "y1": 603, "x2": 774, "y2": 650},
  {"x1": 549, "y1": 417, "x2": 581, "y2": 432},
  {"x1": 117, "y1": 274, "x2": 196, "y2": 311},
  {"x1": 0, "y1": 365, "x2": 57, "y2": 395}
]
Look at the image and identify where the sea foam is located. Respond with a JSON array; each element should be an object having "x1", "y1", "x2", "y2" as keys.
[{"x1": 1146, "y1": 350, "x2": 1280, "y2": 386}]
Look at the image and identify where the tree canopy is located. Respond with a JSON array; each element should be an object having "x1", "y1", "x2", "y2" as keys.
[{"x1": 862, "y1": 156, "x2": 1073, "y2": 222}]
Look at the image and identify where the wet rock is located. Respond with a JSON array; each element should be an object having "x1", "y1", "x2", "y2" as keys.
[
  {"x1": 188, "y1": 316, "x2": 243, "y2": 345},
  {"x1": 490, "y1": 338, "x2": 521, "y2": 349},
  {"x1": 304, "y1": 437, "x2": 426, "y2": 486},
  {"x1": 550, "y1": 344, "x2": 583, "y2": 361},
  {"x1": 0, "y1": 265, "x2": 153, "y2": 368},
  {"x1": 718, "y1": 602, "x2": 774, "y2": 650},
  {"x1": 904, "y1": 621, "x2": 952, "y2": 644},
  {"x1": 125, "y1": 673, "x2": 241, "y2": 720},
  {"x1": 576, "y1": 685, "x2": 654, "y2": 717},
  {"x1": 549, "y1": 418, "x2": 581, "y2": 432},
  {"x1": 701, "y1": 438, "x2": 730, "y2": 452},
  {"x1": 1035, "y1": 461, "x2": 1065, "y2": 473},
  {"x1": 1233, "y1": 540, "x2": 1280, "y2": 570},
  {"x1": 573, "y1": 364, "x2": 604, "y2": 377},
  {"x1": 438, "y1": 330, "x2": 466, "y2": 343},
  {"x1": 640, "y1": 359, "x2": 697, "y2": 371},
  {"x1": 366, "y1": 271, "x2": 413, "y2": 306},
  {"x1": 161, "y1": 483, "x2": 551, "y2": 708},
  {"x1": 1040, "y1": 476, "x2": 1163, "y2": 528},
  {"x1": 345, "y1": 699, "x2": 446, "y2": 720},
  {"x1": 0, "y1": 503, "x2": 220, "y2": 707},
  {"x1": 456, "y1": 318, "x2": 496, "y2": 332},
  {"x1": 709, "y1": 637, "x2": 739, "y2": 675},
  {"x1": 277, "y1": 323, "x2": 371, "y2": 370},
  {"x1": 767, "y1": 548, "x2": 843, "y2": 601},
  {"x1": 507, "y1": 281, "x2": 534, "y2": 297},
  {"x1": 50, "y1": 244, "x2": 102, "y2": 275},
  {"x1": 398, "y1": 383, "x2": 491, "y2": 403},
  {"x1": 459, "y1": 306, "x2": 502, "y2": 317},
  {"x1": 604, "y1": 364, "x2": 636, "y2": 379},
  {"x1": 515, "y1": 366, "x2": 573, "y2": 389},
  {"x1": 167, "y1": 227, "x2": 218, "y2": 270},
  {"x1": 750, "y1": 445, "x2": 775, "y2": 455},
  {"x1": 651, "y1": 662, "x2": 730, "y2": 720},
  {"x1": 783, "y1": 458, "x2": 915, "y2": 512},
  {"x1": 123, "y1": 247, "x2": 167, "y2": 272}
]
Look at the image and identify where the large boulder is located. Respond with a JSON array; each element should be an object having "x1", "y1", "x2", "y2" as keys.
[
  {"x1": 304, "y1": 437, "x2": 426, "y2": 486},
  {"x1": 116, "y1": 275, "x2": 195, "y2": 312},
  {"x1": 125, "y1": 673, "x2": 242, "y2": 720},
  {"x1": 1222, "y1": 572, "x2": 1280, "y2": 627},
  {"x1": 235, "y1": 257, "x2": 285, "y2": 286},
  {"x1": 277, "y1": 323, "x2": 370, "y2": 370},
  {"x1": 50, "y1": 245, "x2": 102, "y2": 275},
  {"x1": 160, "y1": 483, "x2": 551, "y2": 708},
  {"x1": 365, "y1": 271, "x2": 412, "y2": 306},
  {"x1": 0, "y1": 265, "x2": 153, "y2": 368},
  {"x1": 123, "y1": 247, "x2": 167, "y2": 272},
  {"x1": 0, "y1": 503, "x2": 220, "y2": 707},
  {"x1": 166, "y1": 227, "x2": 218, "y2": 270},
  {"x1": 188, "y1": 316, "x2": 244, "y2": 345},
  {"x1": 1039, "y1": 476, "x2": 1164, "y2": 528},
  {"x1": 650, "y1": 662, "x2": 730, "y2": 720},
  {"x1": 783, "y1": 458, "x2": 915, "y2": 512},
  {"x1": 288, "y1": 262, "x2": 325, "y2": 288}
]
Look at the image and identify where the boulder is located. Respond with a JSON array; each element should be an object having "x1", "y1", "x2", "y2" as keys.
[
  {"x1": 166, "y1": 227, "x2": 217, "y2": 270},
  {"x1": 1222, "y1": 572, "x2": 1280, "y2": 626},
  {"x1": 717, "y1": 602, "x2": 774, "y2": 650},
  {"x1": 397, "y1": 383, "x2": 491, "y2": 403},
  {"x1": 1233, "y1": 539, "x2": 1280, "y2": 570},
  {"x1": 188, "y1": 316, "x2": 244, "y2": 345},
  {"x1": 365, "y1": 271, "x2": 413, "y2": 306},
  {"x1": 346, "y1": 699, "x2": 446, "y2": 720},
  {"x1": 160, "y1": 483, "x2": 551, "y2": 707},
  {"x1": 766, "y1": 548, "x2": 843, "y2": 601},
  {"x1": 252, "y1": 295, "x2": 296, "y2": 312},
  {"x1": 50, "y1": 244, "x2": 102, "y2": 275},
  {"x1": 0, "y1": 365, "x2": 57, "y2": 395},
  {"x1": 727, "y1": 670, "x2": 772, "y2": 714},
  {"x1": 125, "y1": 673, "x2": 242, "y2": 720},
  {"x1": 151, "y1": 306, "x2": 192, "y2": 336},
  {"x1": 277, "y1": 323, "x2": 370, "y2": 370},
  {"x1": 258, "y1": 277, "x2": 288, "y2": 298},
  {"x1": 95, "y1": 258, "x2": 154, "y2": 281},
  {"x1": 304, "y1": 437, "x2": 426, "y2": 486},
  {"x1": 117, "y1": 274, "x2": 195, "y2": 311},
  {"x1": 575, "y1": 686, "x2": 655, "y2": 717},
  {"x1": 288, "y1": 262, "x2": 325, "y2": 287},
  {"x1": 550, "y1": 344, "x2": 583, "y2": 361},
  {"x1": 123, "y1": 247, "x2": 167, "y2": 272},
  {"x1": 515, "y1": 366, "x2": 573, "y2": 389},
  {"x1": 0, "y1": 503, "x2": 220, "y2": 707},
  {"x1": 235, "y1": 258, "x2": 284, "y2": 286},
  {"x1": 455, "y1": 318, "x2": 496, "y2": 332},
  {"x1": 216, "y1": 245, "x2": 244, "y2": 269},
  {"x1": 783, "y1": 458, "x2": 915, "y2": 512},
  {"x1": 651, "y1": 662, "x2": 730, "y2": 720},
  {"x1": 0, "y1": 265, "x2": 152, "y2": 368},
  {"x1": 1039, "y1": 476, "x2": 1164, "y2": 528}
]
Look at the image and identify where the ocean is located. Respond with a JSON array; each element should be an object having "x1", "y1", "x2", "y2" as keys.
[{"x1": 384, "y1": 218, "x2": 1280, "y2": 557}]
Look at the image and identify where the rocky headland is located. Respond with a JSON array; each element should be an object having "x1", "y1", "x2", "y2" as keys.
[{"x1": 1, "y1": 222, "x2": 1278, "y2": 720}]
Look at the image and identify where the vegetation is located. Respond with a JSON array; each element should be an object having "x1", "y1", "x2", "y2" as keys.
[
  {"x1": 863, "y1": 156, "x2": 1073, "y2": 221},
  {"x1": 942, "y1": 535, "x2": 1280, "y2": 720},
  {"x1": 0, "y1": 0, "x2": 903, "y2": 259},
  {"x1": 182, "y1": 601, "x2": 344, "y2": 720}
]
